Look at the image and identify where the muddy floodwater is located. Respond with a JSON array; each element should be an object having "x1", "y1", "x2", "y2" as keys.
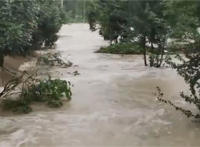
[{"x1": 0, "y1": 23, "x2": 200, "y2": 147}]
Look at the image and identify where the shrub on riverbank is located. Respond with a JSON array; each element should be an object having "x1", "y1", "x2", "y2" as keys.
[
  {"x1": 32, "y1": 0, "x2": 64, "y2": 49},
  {"x1": 96, "y1": 43, "x2": 143, "y2": 54},
  {"x1": 0, "y1": 74, "x2": 72, "y2": 114}
]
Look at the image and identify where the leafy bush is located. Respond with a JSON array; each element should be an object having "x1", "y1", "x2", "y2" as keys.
[
  {"x1": 1, "y1": 76, "x2": 72, "y2": 114},
  {"x1": 23, "y1": 78, "x2": 72, "y2": 106},
  {"x1": 96, "y1": 42, "x2": 143, "y2": 54},
  {"x1": 0, "y1": 0, "x2": 38, "y2": 66}
]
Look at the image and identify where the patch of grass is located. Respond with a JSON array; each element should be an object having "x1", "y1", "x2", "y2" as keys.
[{"x1": 96, "y1": 42, "x2": 143, "y2": 54}]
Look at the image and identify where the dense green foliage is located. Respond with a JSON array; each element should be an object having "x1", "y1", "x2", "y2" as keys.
[
  {"x1": 32, "y1": 0, "x2": 64, "y2": 49},
  {"x1": 2, "y1": 78, "x2": 72, "y2": 113},
  {"x1": 87, "y1": 0, "x2": 170, "y2": 66},
  {"x1": 0, "y1": 0, "x2": 38, "y2": 66},
  {"x1": 0, "y1": 0, "x2": 63, "y2": 67},
  {"x1": 97, "y1": 0, "x2": 127, "y2": 42},
  {"x1": 97, "y1": 43, "x2": 143, "y2": 54}
]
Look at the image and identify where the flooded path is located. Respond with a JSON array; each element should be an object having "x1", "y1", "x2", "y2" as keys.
[{"x1": 1, "y1": 23, "x2": 200, "y2": 147}]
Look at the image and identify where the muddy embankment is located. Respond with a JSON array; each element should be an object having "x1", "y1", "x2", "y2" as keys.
[
  {"x1": 0, "y1": 49, "x2": 72, "y2": 95},
  {"x1": 0, "y1": 56, "x2": 30, "y2": 86},
  {"x1": 0, "y1": 54, "x2": 39, "y2": 87}
]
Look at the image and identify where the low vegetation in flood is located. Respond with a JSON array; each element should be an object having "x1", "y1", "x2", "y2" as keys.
[
  {"x1": 0, "y1": 73, "x2": 72, "y2": 114},
  {"x1": 37, "y1": 53, "x2": 73, "y2": 68},
  {"x1": 96, "y1": 42, "x2": 143, "y2": 55}
]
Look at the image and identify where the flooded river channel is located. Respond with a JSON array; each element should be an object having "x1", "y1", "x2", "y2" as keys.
[{"x1": 0, "y1": 24, "x2": 200, "y2": 147}]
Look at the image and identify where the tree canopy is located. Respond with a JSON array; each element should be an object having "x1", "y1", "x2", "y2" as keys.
[{"x1": 0, "y1": 0, "x2": 64, "y2": 67}]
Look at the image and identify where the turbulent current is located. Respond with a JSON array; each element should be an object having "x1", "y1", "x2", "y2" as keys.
[{"x1": 0, "y1": 24, "x2": 200, "y2": 147}]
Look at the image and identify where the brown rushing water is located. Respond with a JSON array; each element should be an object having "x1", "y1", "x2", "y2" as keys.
[{"x1": 0, "y1": 23, "x2": 200, "y2": 147}]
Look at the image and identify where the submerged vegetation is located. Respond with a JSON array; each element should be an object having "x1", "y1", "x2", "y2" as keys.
[
  {"x1": 0, "y1": 51, "x2": 73, "y2": 114},
  {"x1": 97, "y1": 43, "x2": 143, "y2": 54},
  {"x1": 0, "y1": 72, "x2": 72, "y2": 114},
  {"x1": 37, "y1": 53, "x2": 72, "y2": 68},
  {"x1": 0, "y1": 50, "x2": 73, "y2": 114}
]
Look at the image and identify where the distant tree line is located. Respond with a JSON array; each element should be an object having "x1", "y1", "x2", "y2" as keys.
[{"x1": 63, "y1": 0, "x2": 87, "y2": 23}]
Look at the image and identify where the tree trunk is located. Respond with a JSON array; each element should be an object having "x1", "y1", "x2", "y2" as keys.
[
  {"x1": 143, "y1": 48, "x2": 147, "y2": 66},
  {"x1": 158, "y1": 43, "x2": 164, "y2": 67},
  {"x1": 0, "y1": 53, "x2": 4, "y2": 68},
  {"x1": 141, "y1": 36, "x2": 147, "y2": 66}
]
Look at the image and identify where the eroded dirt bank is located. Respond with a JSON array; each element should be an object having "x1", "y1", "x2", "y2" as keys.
[
  {"x1": 0, "y1": 23, "x2": 200, "y2": 147},
  {"x1": 0, "y1": 56, "x2": 28, "y2": 86}
]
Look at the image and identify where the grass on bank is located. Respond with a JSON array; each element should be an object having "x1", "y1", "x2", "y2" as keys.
[{"x1": 96, "y1": 42, "x2": 143, "y2": 54}]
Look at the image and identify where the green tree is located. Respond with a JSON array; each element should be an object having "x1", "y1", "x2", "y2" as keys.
[
  {"x1": 86, "y1": 0, "x2": 99, "y2": 31},
  {"x1": 89, "y1": 0, "x2": 169, "y2": 67},
  {"x1": 127, "y1": 0, "x2": 169, "y2": 66},
  {"x1": 0, "y1": 0, "x2": 64, "y2": 67},
  {"x1": 0, "y1": 0, "x2": 38, "y2": 67},
  {"x1": 32, "y1": 0, "x2": 64, "y2": 48},
  {"x1": 97, "y1": 0, "x2": 127, "y2": 43}
]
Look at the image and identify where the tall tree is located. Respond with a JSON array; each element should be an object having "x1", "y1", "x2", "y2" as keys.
[
  {"x1": 126, "y1": 0, "x2": 169, "y2": 66},
  {"x1": 0, "y1": 0, "x2": 64, "y2": 67}
]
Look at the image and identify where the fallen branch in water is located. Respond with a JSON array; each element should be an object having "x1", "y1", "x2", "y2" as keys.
[
  {"x1": 0, "y1": 72, "x2": 24, "y2": 98},
  {"x1": 156, "y1": 87, "x2": 200, "y2": 118},
  {"x1": 37, "y1": 53, "x2": 72, "y2": 68},
  {"x1": 1, "y1": 67, "x2": 19, "y2": 76}
]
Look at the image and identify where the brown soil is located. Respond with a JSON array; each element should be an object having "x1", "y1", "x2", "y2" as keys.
[{"x1": 0, "y1": 56, "x2": 32, "y2": 86}]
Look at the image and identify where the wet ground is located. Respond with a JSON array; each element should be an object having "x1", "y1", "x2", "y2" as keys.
[{"x1": 0, "y1": 23, "x2": 200, "y2": 147}]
